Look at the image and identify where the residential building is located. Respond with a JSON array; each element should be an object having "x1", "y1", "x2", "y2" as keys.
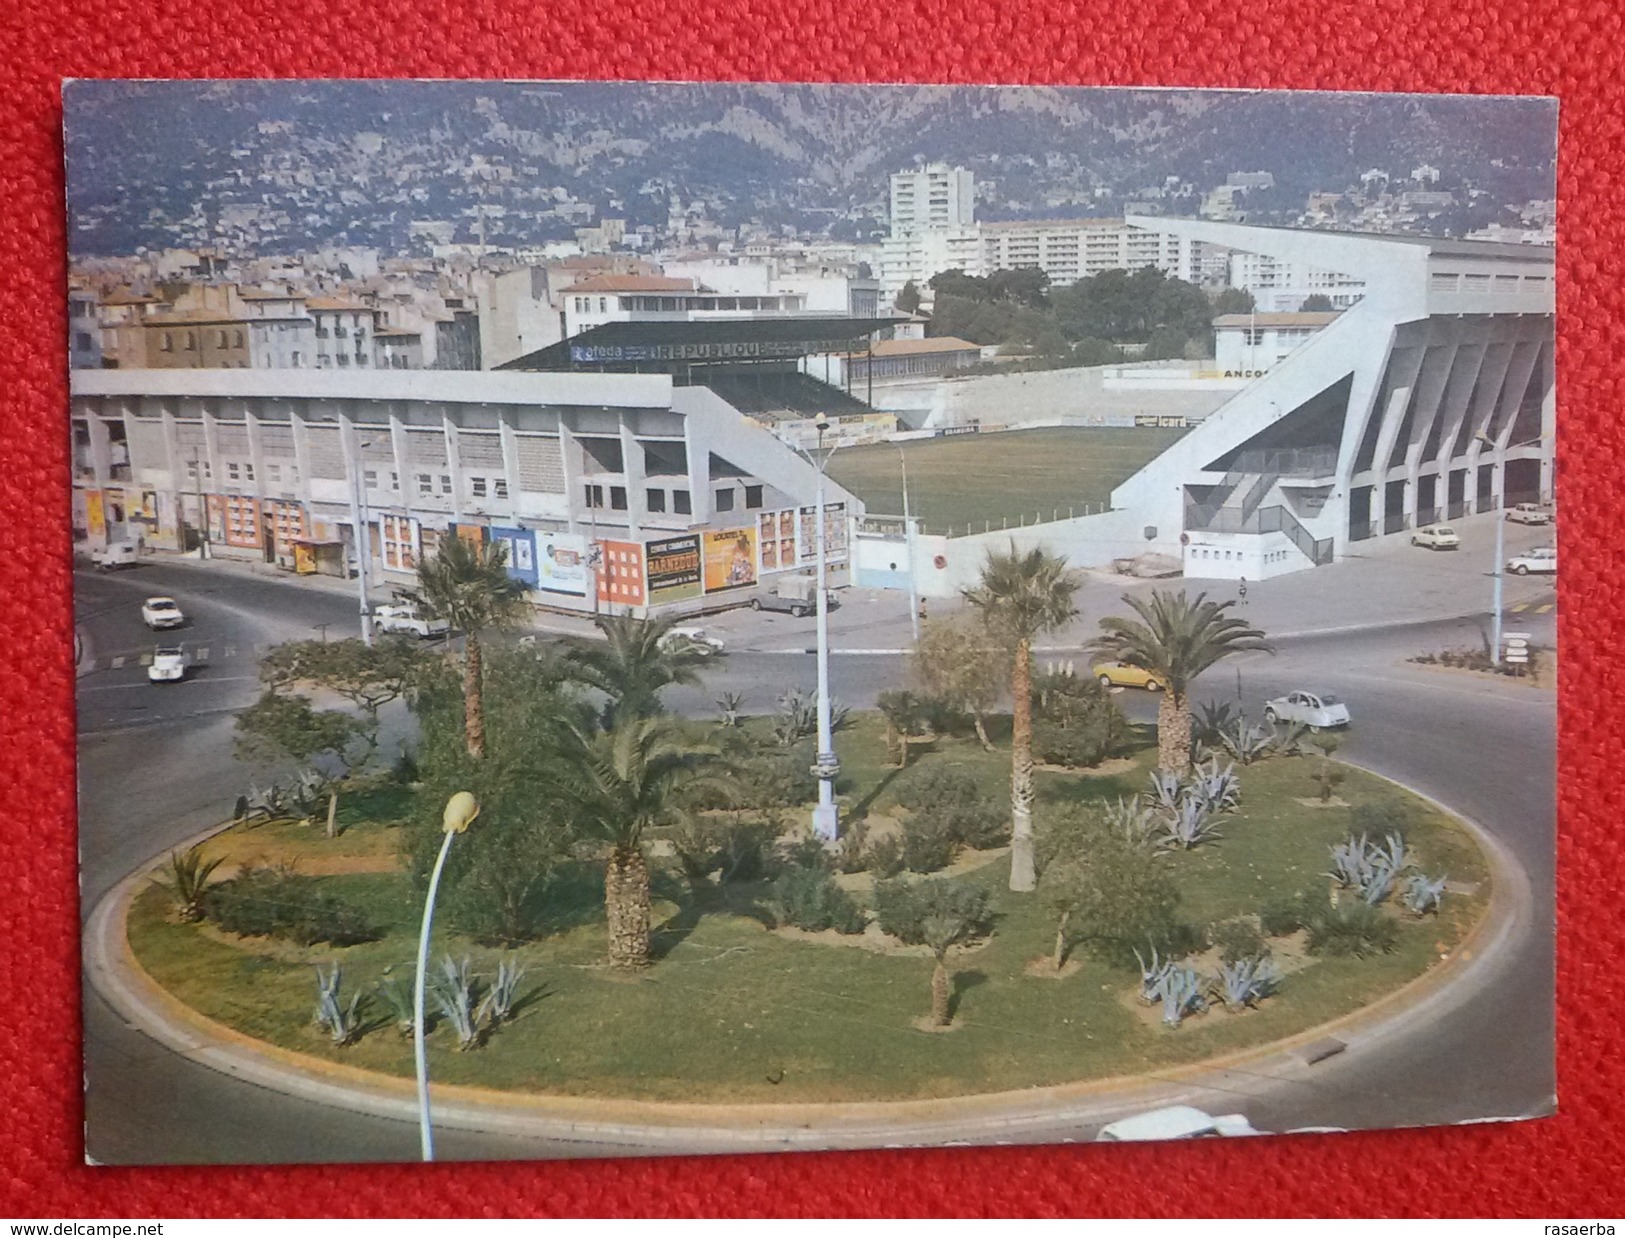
[
  {"x1": 1212, "y1": 312, "x2": 1341, "y2": 372},
  {"x1": 889, "y1": 164, "x2": 976, "y2": 234},
  {"x1": 1227, "y1": 251, "x2": 1368, "y2": 312}
]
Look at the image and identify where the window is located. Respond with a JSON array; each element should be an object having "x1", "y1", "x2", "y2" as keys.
[
  {"x1": 74, "y1": 332, "x2": 94, "y2": 351},
  {"x1": 493, "y1": 478, "x2": 508, "y2": 499},
  {"x1": 234, "y1": 330, "x2": 244, "y2": 348},
  {"x1": 610, "y1": 486, "x2": 627, "y2": 511},
  {"x1": 598, "y1": 297, "x2": 607, "y2": 312},
  {"x1": 392, "y1": 356, "x2": 407, "y2": 370},
  {"x1": 715, "y1": 488, "x2": 735, "y2": 513},
  {"x1": 440, "y1": 475, "x2": 452, "y2": 495},
  {"x1": 227, "y1": 462, "x2": 240, "y2": 480},
  {"x1": 673, "y1": 489, "x2": 692, "y2": 515},
  {"x1": 418, "y1": 473, "x2": 433, "y2": 496},
  {"x1": 184, "y1": 332, "x2": 196, "y2": 350},
  {"x1": 337, "y1": 354, "x2": 350, "y2": 367},
  {"x1": 291, "y1": 351, "x2": 303, "y2": 367},
  {"x1": 646, "y1": 488, "x2": 666, "y2": 513},
  {"x1": 267, "y1": 463, "x2": 281, "y2": 482},
  {"x1": 745, "y1": 485, "x2": 764, "y2": 510},
  {"x1": 390, "y1": 472, "x2": 399, "y2": 491},
  {"x1": 585, "y1": 484, "x2": 604, "y2": 509},
  {"x1": 217, "y1": 330, "x2": 229, "y2": 348},
  {"x1": 243, "y1": 463, "x2": 255, "y2": 482},
  {"x1": 471, "y1": 477, "x2": 488, "y2": 498},
  {"x1": 364, "y1": 469, "x2": 379, "y2": 488},
  {"x1": 335, "y1": 326, "x2": 349, "y2": 339},
  {"x1": 161, "y1": 332, "x2": 173, "y2": 352}
]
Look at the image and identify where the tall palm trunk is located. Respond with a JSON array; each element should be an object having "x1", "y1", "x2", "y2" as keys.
[
  {"x1": 1157, "y1": 688, "x2": 1193, "y2": 772},
  {"x1": 463, "y1": 632, "x2": 485, "y2": 758},
  {"x1": 1009, "y1": 636, "x2": 1036, "y2": 892},
  {"x1": 930, "y1": 954, "x2": 952, "y2": 1026},
  {"x1": 972, "y1": 712, "x2": 993, "y2": 752},
  {"x1": 605, "y1": 845, "x2": 651, "y2": 970}
]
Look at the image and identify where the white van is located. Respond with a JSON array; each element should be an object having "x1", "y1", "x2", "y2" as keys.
[
  {"x1": 96, "y1": 543, "x2": 140, "y2": 571},
  {"x1": 1095, "y1": 1105, "x2": 1262, "y2": 1142}
]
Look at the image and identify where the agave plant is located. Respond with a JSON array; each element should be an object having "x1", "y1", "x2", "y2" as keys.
[
  {"x1": 474, "y1": 956, "x2": 526, "y2": 1029},
  {"x1": 313, "y1": 963, "x2": 363, "y2": 1046},
  {"x1": 1158, "y1": 792, "x2": 1223, "y2": 851},
  {"x1": 429, "y1": 955, "x2": 480, "y2": 1050},
  {"x1": 1219, "y1": 720, "x2": 1275, "y2": 766},
  {"x1": 1133, "y1": 944, "x2": 1175, "y2": 1005},
  {"x1": 1212, "y1": 955, "x2": 1281, "y2": 1012},
  {"x1": 1401, "y1": 873, "x2": 1448, "y2": 917},
  {"x1": 154, "y1": 844, "x2": 224, "y2": 923},
  {"x1": 715, "y1": 691, "x2": 745, "y2": 728},
  {"x1": 1189, "y1": 757, "x2": 1241, "y2": 814},
  {"x1": 1104, "y1": 796, "x2": 1162, "y2": 848},
  {"x1": 1147, "y1": 769, "x2": 1183, "y2": 813},
  {"x1": 373, "y1": 965, "x2": 417, "y2": 1038},
  {"x1": 1155, "y1": 964, "x2": 1207, "y2": 1028},
  {"x1": 1326, "y1": 835, "x2": 1371, "y2": 889},
  {"x1": 1327, "y1": 833, "x2": 1412, "y2": 906},
  {"x1": 288, "y1": 767, "x2": 334, "y2": 820},
  {"x1": 1270, "y1": 721, "x2": 1310, "y2": 758},
  {"x1": 1193, "y1": 699, "x2": 1237, "y2": 751}
]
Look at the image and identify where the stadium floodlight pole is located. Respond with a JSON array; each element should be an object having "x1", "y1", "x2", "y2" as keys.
[
  {"x1": 898, "y1": 443, "x2": 919, "y2": 643},
  {"x1": 415, "y1": 791, "x2": 480, "y2": 1162}
]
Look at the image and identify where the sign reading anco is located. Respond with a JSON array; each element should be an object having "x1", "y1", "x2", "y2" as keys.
[{"x1": 571, "y1": 340, "x2": 839, "y2": 363}]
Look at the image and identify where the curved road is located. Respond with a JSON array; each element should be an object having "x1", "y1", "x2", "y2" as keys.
[{"x1": 77, "y1": 560, "x2": 1554, "y2": 1162}]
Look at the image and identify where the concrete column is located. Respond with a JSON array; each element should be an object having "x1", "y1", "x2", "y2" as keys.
[
  {"x1": 685, "y1": 416, "x2": 713, "y2": 525},
  {"x1": 497, "y1": 408, "x2": 523, "y2": 518},
  {"x1": 618, "y1": 412, "x2": 647, "y2": 540},
  {"x1": 441, "y1": 408, "x2": 464, "y2": 526},
  {"x1": 558, "y1": 419, "x2": 582, "y2": 537}
]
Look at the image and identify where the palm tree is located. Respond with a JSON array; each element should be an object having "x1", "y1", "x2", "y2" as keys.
[
  {"x1": 1087, "y1": 589, "x2": 1271, "y2": 773},
  {"x1": 401, "y1": 536, "x2": 529, "y2": 758},
  {"x1": 558, "y1": 717, "x2": 724, "y2": 970},
  {"x1": 564, "y1": 612, "x2": 712, "y2": 727},
  {"x1": 962, "y1": 544, "x2": 1082, "y2": 892}
]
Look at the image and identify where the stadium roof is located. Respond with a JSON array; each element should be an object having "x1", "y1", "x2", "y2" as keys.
[{"x1": 499, "y1": 316, "x2": 906, "y2": 371}]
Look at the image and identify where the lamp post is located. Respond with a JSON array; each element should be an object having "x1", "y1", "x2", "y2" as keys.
[
  {"x1": 1475, "y1": 432, "x2": 1546, "y2": 665},
  {"x1": 800, "y1": 414, "x2": 841, "y2": 842},
  {"x1": 898, "y1": 444, "x2": 919, "y2": 644},
  {"x1": 414, "y1": 790, "x2": 480, "y2": 1162},
  {"x1": 349, "y1": 438, "x2": 376, "y2": 647},
  {"x1": 192, "y1": 447, "x2": 211, "y2": 560}
]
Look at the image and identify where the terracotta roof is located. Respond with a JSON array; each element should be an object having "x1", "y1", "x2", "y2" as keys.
[
  {"x1": 869, "y1": 336, "x2": 982, "y2": 357},
  {"x1": 238, "y1": 288, "x2": 304, "y2": 301},
  {"x1": 375, "y1": 327, "x2": 422, "y2": 338},
  {"x1": 1212, "y1": 312, "x2": 1342, "y2": 328},
  {"x1": 102, "y1": 292, "x2": 161, "y2": 306},
  {"x1": 567, "y1": 274, "x2": 696, "y2": 293},
  {"x1": 306, "y1": 296, "x2": 374, "y2": 312},
  {"x1": 144, "y1": 311, "x2": 249, "y2": 326}
]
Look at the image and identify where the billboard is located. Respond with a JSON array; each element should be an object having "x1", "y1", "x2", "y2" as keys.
[
  {"x1": 490, "y1": 526, "x2": 538, "y2": 587},
  {"x1": 702, "y1": 527, "x2": 758, "y2": 593},
  {"x1": 797, "y1": 501, "x2": 848, "y2": 566},
  {"x1": 644, "y1": 533, "x2": 702, "y2": 603},
  {"x1": 758, "y1": 509, "x2": 799, "y2": 574},
  {"x1": 597, "y1": 540, "x2": 646, "y2": 606},
  {"x1": 537, "y1": 532, "x2": 588, "y2": 596}
]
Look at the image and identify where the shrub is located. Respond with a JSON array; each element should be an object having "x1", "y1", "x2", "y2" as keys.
[
  {"x1": 781, "y1": 832, "x2": 832, "y2": 874},
  {"x1": 1040, "y1": 817, "x2": 1197, "y2": 970},
  {"x1": 203, "y1": 865, "x2": 378, "y2": 946},
  {"x1": 872, "y1": 877, "x2": 993, "y2": 944},
  {"x1": 765, "y1": 864, "x2": 865, "y2": 934},
  {"x1": 1211, "y1": 918, "x2": 1271, "y2": 964},
  {"x1": 153, "y1": 844, "x2": 224, "y2": 923},
  {"x1": 835, "y1": 818, "x2": 869, "y2": 874},
  {"x1": 729, "y1": 743, "x2": 818, "y2": 809},
  {"x1": 865, "y1": 833, "x2": 906, "y2": 879},
  {"x1": 1029, "y1": 669, "x2": 1129, "y2": 768},
  {"x1": 668, "y1": 817, "x2": 777, "y2": 883},
  {"x1": 1259, "y1": 892, "x2": 1316, "y2": 937},
  {"x1": 1351, "y1": 800, "x2": 1411, "y2": 840},
  {"x1": 892, "y1": 764, "x2": 1007, "y2": 850},
  {"x1": 900, "y1": 813, "x2": 958, "y2": 873},
  {"x1": 1305, "y1": 898, "x2": 1399, "y2": 958}
]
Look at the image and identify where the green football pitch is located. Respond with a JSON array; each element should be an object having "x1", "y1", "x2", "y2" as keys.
[{"x1": 826, "y1": 425, "x2": 1190, "y2": 535}]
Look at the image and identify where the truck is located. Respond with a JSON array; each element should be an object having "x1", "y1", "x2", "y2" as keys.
[{"x1": 749, "y1": 575, "x2": 839, "y2": 618}]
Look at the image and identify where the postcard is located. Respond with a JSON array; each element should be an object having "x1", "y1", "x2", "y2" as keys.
[{"x1": 67, "y1": 80, "x2": 1556, "y2": 1164}]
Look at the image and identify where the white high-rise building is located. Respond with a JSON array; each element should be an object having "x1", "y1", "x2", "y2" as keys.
[{"x1": 889, "y1": 164, "x2": 976, "y2": 236}]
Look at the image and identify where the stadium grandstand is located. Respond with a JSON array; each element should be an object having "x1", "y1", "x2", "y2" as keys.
[{"x1": 497, "y1": 317, "x2": 901, "y2": 422}]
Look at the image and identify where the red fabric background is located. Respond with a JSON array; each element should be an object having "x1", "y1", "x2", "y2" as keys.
[{"x1": 0, "y1": 0, "x2": 1612, "y2": 1217}]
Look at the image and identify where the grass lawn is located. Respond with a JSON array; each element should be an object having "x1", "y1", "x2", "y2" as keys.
[
  {"x1": 827, "y1": 426, "x2": 1189, "y2": 535},
  {"x1": 130, "y1": 717, "x2": 1490, "y2": 1105}
]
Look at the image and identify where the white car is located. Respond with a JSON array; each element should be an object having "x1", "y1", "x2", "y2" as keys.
[
  {"x1": 1263, "y1": 690, "x2": 1351, "y2": 730},
  {"x1": 1507, "y1": 546, "x2": 1557, "y2": 575},
  {"x1": 1506, "y1": 503, "x2": 1552, "y2": 526},
  {"x1": 1096, "y1": 1105, "x2": 1262, "y2": 1142},
  {"x1": 660, "y1": 626, "x2": 725, "y2": 656},
  {"x1": 373, "y1": 604, "x2": 450, "y2": 638},
  {"x1": 1411, "y1": 525, "x2": 1459, "y2": 550},
  {"x1": 141, "y1": 596, "x2": 185, "y2": 630},
  {"x1": 147, "y1": 647, "x2": 190, "y2": 683}
]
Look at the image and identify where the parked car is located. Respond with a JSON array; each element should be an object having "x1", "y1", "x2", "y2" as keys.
[
  {"x1": 1096, "y1": 1105, "x2": 1262, "y2": 1142},
  {"x1": 373, "y1": 603, "x2": 450, "y2": 638},
  {"x1": 1263, "y1": 690, "x2": 1351, "y2": 730},
  {"x1": 1411, "y1": 525, "x2": 1460, "y2": 550},
  {"x1": 1506, "y1": 503, "x2": 1552, "y2": 526},
  {"x1": 1507, "y1": 546, "x2": 1557, "y2": 575},
  {"x1": 1092, "y1": 660, "x2": 1169, "y2": 691},
  {"x1": 147, "y1": 646, "x2": 190, "y2": 684},
  {"x1": 750, "y1": 575, "x2": 838, "y2": 617},
  {"x1": 95, "y1": 543, "x2": 140, "y2": 571},
  {"x1": 660, "y1": 626, "x2": 725, "y2": 656},
  {"x1": 141, "y1": 596, "x2": 185, "y2": 630}
]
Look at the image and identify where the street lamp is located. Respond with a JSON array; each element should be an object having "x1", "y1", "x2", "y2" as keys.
[
  {"x1": 1475, "y1": 432, "x2": 1547, "y2": 665},
  {"x1": 414, "y1": 790, "x2": 480, "y2": 1162},
  {"x1": 898, "y1": 443, "x2": 920, "y2": 643},
  {"x1": 795, "y1": 414, "x2": 841, "y2": 842},
  {"x1": 350, "y1": 437, "x2": 378, "y2": 647}
]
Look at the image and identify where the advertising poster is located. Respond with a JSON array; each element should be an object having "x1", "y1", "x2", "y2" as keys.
[
  {"x1": 644, "y1": 533, "x2": 702, "y2": 603},
  {"x1": 796, "y1": 501, "x2": 848, "y2": 565},
  {"x1": 85, "y1": 489, "x2": 105, "y2": 539},
  {"x1": 490, "y1": 525, "x2": 538, "y2": 587},
  {"x1": 537, "y1": 532, "x2": 588, "y2": 596},
  {"x1": 597, "y1": 539, "x2": 646, "y2": 606},
  {"x1": 702, "y1": 527, "x2": 758, "y2": 593}
]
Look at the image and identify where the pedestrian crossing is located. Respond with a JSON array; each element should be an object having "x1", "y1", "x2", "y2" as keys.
[
  {"x1": 90, "y1": 644, "x2": 232, "y2": 673},
  {"x1": 1507, "y1": 600, "x2": 1556, "y2": 615}
]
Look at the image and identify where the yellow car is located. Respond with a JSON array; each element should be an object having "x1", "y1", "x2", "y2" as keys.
[{"x1": 1092, "y1": 661, "x2": 1169, "y2": 692}]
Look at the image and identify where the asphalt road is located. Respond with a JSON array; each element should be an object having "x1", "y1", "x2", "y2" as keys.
[{"x1": 75, "y1": 560, "x2": 1556, "y2": 1163}]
